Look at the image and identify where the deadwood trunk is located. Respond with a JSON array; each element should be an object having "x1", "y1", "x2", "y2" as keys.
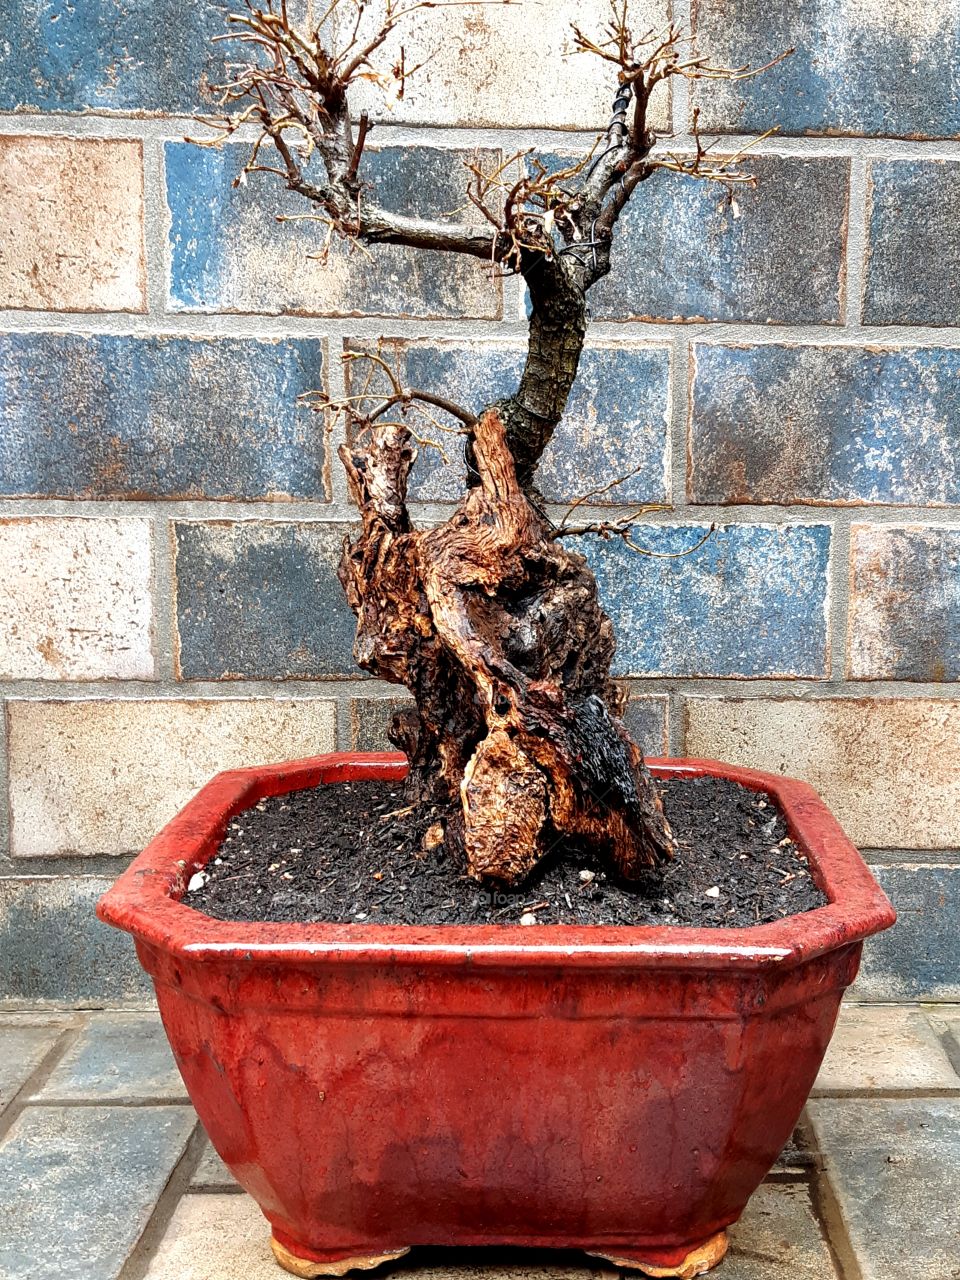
[{"x1": 339, "y1": 262, "x2": 674, "y2": 883}]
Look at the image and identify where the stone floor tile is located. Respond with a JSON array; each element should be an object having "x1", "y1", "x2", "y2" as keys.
[
  {"x1": 0, "y1": 1104, "x2": 196, "y2": 1279},
  {"x1": 143, "y1": 1195, "x2": 649, "y2": 1280},
  {"x1": 720, "y1": 1183, "x2": 838, "y2": 1279},
  {"x1": 813, "y1": 1005, "x2": 959, "y2": 1093},
  {"x1": 36, "y1": 1012, "x2": 187, "y2": 1101},
  {"x1": 142, "y1": 1195, "x2": 277, "y2": 1279},
  {"x1": 808, "y1": 1097, "x2": 960, "y2": 1279},
  {"x1": 191, "y1": 1138, "x2": 239, "y2": 1189},
  {"x1": 926, "y1": 1006, "x2": 960, "y2": 1064},
  {"x1": 142, "y1": 1185, "x2": 834, "y2": 1280},
  {"x1": 0, "y1": 1021, "x2": 65, "y2": 1113}
]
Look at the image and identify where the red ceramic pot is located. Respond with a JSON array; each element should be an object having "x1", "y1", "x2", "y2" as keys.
[{"x1": 98, "y1": 754, "x2": 894, "y2": 1280}]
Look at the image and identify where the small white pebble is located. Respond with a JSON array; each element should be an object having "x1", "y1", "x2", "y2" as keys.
[
  {"x1": 187, "y1": 871, "x2": 207, "y2": 893},
  {"x1": 355, "y1": 911, "x2": 367, "y2": 920},
  {"x1": 705, "y1": 886, "x2": 721, "y2": 899},
  {"x1": 519, "y1": 912, "x2": 538, "y2": 926},
  {"x1": 578, "y1": 869, "x2": 596, "y2": 884}
]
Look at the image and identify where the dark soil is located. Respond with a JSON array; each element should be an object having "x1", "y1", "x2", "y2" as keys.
[{"x1": 186, "y1": 776, "x2": 828, "y2": 928}]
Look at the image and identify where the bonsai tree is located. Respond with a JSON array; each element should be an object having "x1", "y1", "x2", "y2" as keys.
[{"x1": 202, "y1": 0, "x2": 784, "y2": 888}]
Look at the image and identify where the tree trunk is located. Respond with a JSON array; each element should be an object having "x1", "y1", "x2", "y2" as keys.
[{"x1": 338, "y1": 405, "x2": 674, "y2": 886}]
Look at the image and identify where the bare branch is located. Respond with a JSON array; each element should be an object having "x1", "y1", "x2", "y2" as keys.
[
  {"x1": 557, "y1": 517, "x2": 719, "y2": 560},
  {"x1": 301, "y1": 344, "x2": 477, "y2": 469},
  {"x1": 198, "y1": 0, "x2": 505, "y2": 260}
]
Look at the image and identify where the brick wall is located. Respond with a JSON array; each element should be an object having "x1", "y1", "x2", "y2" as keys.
[{"x1": 1, "y1": 0, "x2": 958, "y2": 1005}]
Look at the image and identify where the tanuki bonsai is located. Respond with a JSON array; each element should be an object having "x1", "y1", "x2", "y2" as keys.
[{"x1": 201, "y1": 0, "x2": 785, "y2": 888}]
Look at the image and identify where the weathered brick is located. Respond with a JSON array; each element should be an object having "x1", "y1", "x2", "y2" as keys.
[
  {"x1": 854, "y1": 866, "x2": 960, "y2": 1001},
  {"x1": 683, "y1": 697, "x2": 960, "y2": 848},
  {"x1": 813, "y1": 1006, "x2": 959, "y2": 1092},
  {"x1": 0, "y1": 518, "x2": 153, "y2": 680},
  {"x1": 587, "y1": 156, "x2": 848, "y2": 324},
  {"x1": 690, "y1": 0, "x2": 960, "y2": 139},
  {"x1": 0, "y1": 334, "x2": 326, "y2": 501},
  {"x1": 864, "y1": 161, "x2": 960, "y2": 326},
  {"x1": 174, "y1": 522, "x2": 356, "y2": 679},
  {"x1": 808, "y1": 1098, "x2": 960, "y2": 1279},
  {"x1": 848, "y1": 525, "x2": 960, "y2": 682},
  {"x1": 8, "y1": 698, "x2": 336, "y2": 858},
  {"x1": 579, "y1": 524, "x2": 830, "y2": 678},
  {"x1": 166, "y1": 143, "x2": 500, "y2": 319},
  {"x1": 622, "y1": 696, "x2": 669, "y2": 756},
  {"x1": 346, "y1": 339, "x2": 670, "y2": 503},
  {"x1": 0, "y1": 137, "x2": 144, "y2": 312},
  {"x1": 689, "y1": 345, "x2": 960, "y2": 507},
  {"x1": 0, "y1": 1105, "x2": 195, "y2": 1278},
  {"x1": 0, "y1": 0, "x2": 230, "y2": 113},
  {"x1": 344, "y1": 0, "x2": 670, "y2": 131},
  {"x1": 0, "y1": 878, "x2": 151, "y2": 1005}
]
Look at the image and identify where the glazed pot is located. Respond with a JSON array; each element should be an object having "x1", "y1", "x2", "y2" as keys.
[{"x1": 97, "y1": 753, "x2": 895, "y2": 1280}]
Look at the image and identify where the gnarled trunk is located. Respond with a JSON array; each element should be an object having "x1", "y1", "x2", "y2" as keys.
[{"x1": 338, "y1": 406, "x2": 674, "y2": 886}]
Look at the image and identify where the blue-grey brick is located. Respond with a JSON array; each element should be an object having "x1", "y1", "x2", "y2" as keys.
[
  {"x1": 578, "y1": 524, "x2": 831, "y2": 678},
  {"x1": 689, "y1": 345, "x2": 960, "y2": 507},
  {"x1": 622, "y1": 696, "x2": 669, "y2": 756},
  {"x1": 588, "y1": 156, "x2": 848, "y2": 324},
  {"x1": 690, "y1": 0, "x2": 960, "y2": 139},
  {"x1": 0, "y1": 0, "x2": 232, "y2": 114},
  {"x1": 350, "y1": 696, "x2": 412, "y2": 752},
  {"x1": 848, "y1": 526, "x2": 960, "y2": 682},
  {"x1": 854, "y1": 866, "x2": 959, "y2": 1001},
  {"x1": 174, "y1": 522, "x2": 357, "y2": 679},
  {"x1": 0, "y1": 878, "x2": 150, "y2": 1006},
  {"x1": 166, "y1": 143, "x2": 500, "y2": 319},
  {"x1": 0, "y1": 333, "x2": 325, "y2": 501},
  {"x1": 864, "y1": 161, "x2": 960, "y2": 326},
  {"x1": 37, "y1": 1013, "x2": 185, "y2": 1101},
  {"x1": 346, "y1": 340, "x2": 669, "y2": 503},
  {"x1": 0, "y1": 1105, "x2": 195, "y2": 1279}
]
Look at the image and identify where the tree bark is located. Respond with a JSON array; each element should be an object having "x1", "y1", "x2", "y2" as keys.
[{"x1": 339, "y1": 405, "x2": 674, "y2": 885}]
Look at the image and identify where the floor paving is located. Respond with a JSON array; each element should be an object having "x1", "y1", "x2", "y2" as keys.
[
  {"x1": 808, "y1": 1096, "x2": 960, "y2": 1280},
  {"x1": 0, "y1": 1016, "x2": 67, "y2": 1111},
  {"x1": 35, "y1": 1012, "x2": 188, "y2": 1102},
  {"x1": 0, "y1": 1002, "x2": 956, "y2": 1279}
]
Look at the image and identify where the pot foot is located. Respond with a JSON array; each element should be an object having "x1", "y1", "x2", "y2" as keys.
[
  {"x1": 270, "y1": 1236, "x2": 410, "y2": 1278},
  {"x1": 588, "y1": 1230, "x2": 728, "y2": 1278}
]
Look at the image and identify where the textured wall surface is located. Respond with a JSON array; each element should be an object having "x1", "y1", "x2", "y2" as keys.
[{"x1": 1, "y1": 0, "x2": 958, "y2": 1004}]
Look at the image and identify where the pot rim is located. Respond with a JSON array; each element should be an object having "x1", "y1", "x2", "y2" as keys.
[{"x1": 97, "y1": 753, "x2": 895, "y2": 971}]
